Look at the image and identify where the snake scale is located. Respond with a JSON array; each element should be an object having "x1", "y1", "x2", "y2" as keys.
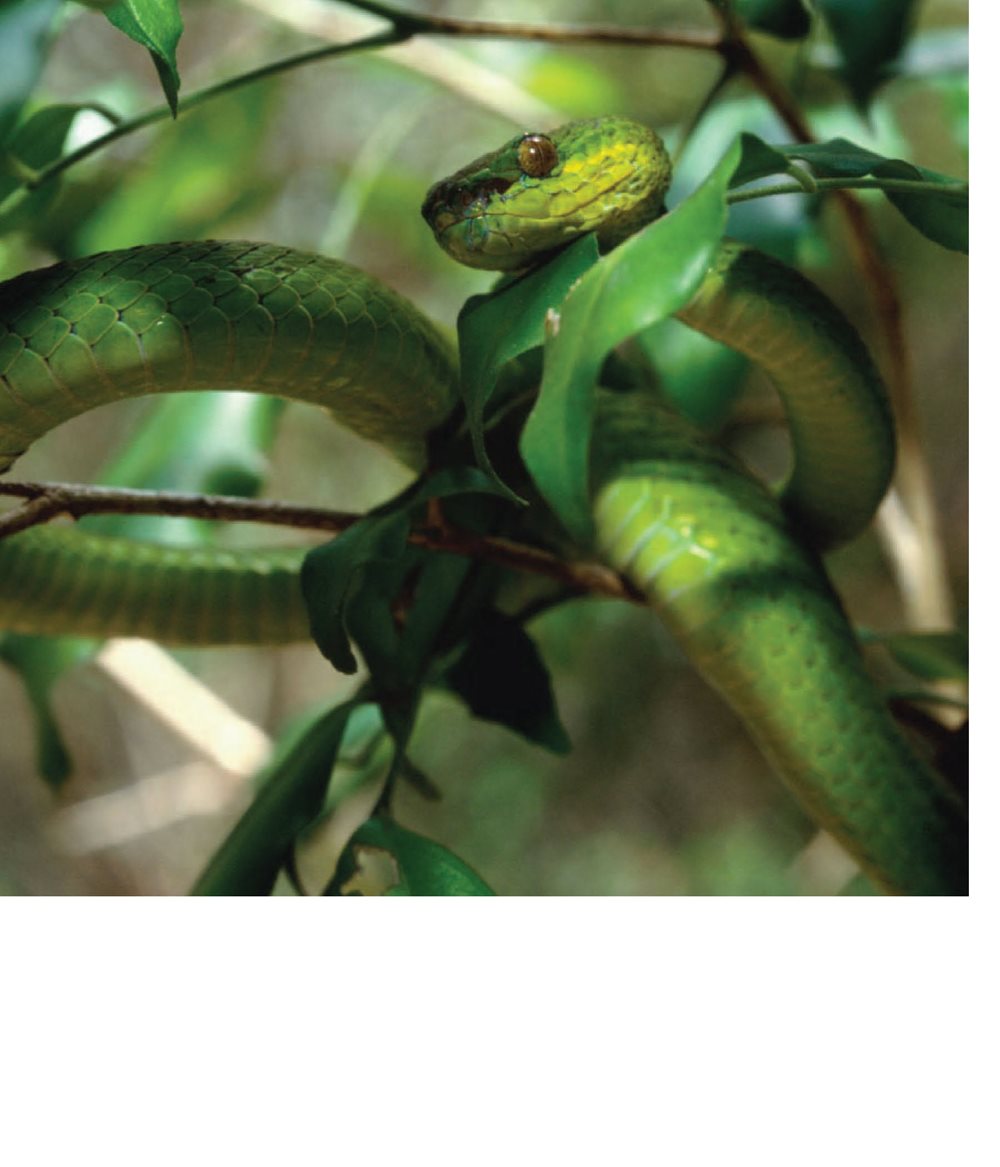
[{"x1": 0, "y1": 117, "x2": 967, "y2": 894}]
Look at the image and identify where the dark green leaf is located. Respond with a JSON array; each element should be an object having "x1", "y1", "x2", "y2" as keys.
[
  {"x1": 0, "y1": 0, "x2": 61, "y2": 144},
  {"x1": 457, "y1": 233, "x2": 599, "y2": 495},
  {"x1": 872, "y1": 160, "x2": 967, "y2": 253},
  {"x1": 520, "y1": 138, "x2": 742, "y2": 542},
  {"x1": 815, "y1": 0, "x2": 918, "y2": 106},
  {"x1": 784, "y1": 137, "x2": 917, "y2": 178},
  {"x1": 728, "y1": 131, "x2": 796, "y2": 189},
  {"x1": 301, "y1": 513, "x2": 410, "y2": 675},
  {"x1": 735, "y1": 0, "x2": 811, "y2": 40},
  {"x1": 4, "y1": 103, "x2": 80, "y2": 172},
  {"x1": 103, "y1": 0, "x2": 184, "y2": 116},
  {"x1": 191, "y1": 699, "x2": 362, "y2": 895},
  {"x1": 0, "y1": 632, "x2": 98, "y2": 787},
  {"x1": 396, "y1": 551, "x2": 472, "y2": 685},
  {"x1": 443, "y1": 609, "x2": 570, "y2": 754},
  {"x1": 301, "y1": 467, "x2": 510, "y2": 675},
  {"x1": 329, "y1": 816, "x2": 495, "y2": 896},
  {"x1": 783, "y1": 138, "x2": 967, "y2": 252}
]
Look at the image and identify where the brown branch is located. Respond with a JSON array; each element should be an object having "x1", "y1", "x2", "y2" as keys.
[
  {"x1": 342, "y1": 1, "x2": 720, "y2": 50},
  {"x1": 0, "y1": 480, "x2": 639, "y2": 602},
  {"x1": 0, "y1": 480, "x2": 358, "y2": 539}
]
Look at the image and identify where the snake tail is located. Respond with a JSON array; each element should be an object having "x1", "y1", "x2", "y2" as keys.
[{"x1": 591, "y1": 392, "x2": 967, "y2": 895}]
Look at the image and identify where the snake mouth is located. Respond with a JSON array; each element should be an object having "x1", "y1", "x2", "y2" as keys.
[{"x1": 421, "y1": 176, "x2": 514, "y2": 237}]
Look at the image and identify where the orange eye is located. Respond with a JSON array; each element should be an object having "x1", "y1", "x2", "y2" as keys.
[{"x1": 517, "y1": 134, "x2": 558, "y2": 178}]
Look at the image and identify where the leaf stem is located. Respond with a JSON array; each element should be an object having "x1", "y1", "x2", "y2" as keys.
[{"x1": 726, "y1": 175, "x2": 967, "y2": 204}]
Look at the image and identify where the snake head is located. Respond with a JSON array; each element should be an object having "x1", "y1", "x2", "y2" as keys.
[{"x1": 421, "y1": 116, "x2": 672, "y2": 272}]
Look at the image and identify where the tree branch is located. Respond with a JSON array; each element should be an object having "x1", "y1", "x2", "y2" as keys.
[
  {"x1": 339, "y1": 1, "x2": 720, "y2": 49},
  {"x1": 0, "y1": 480, "x2": 639, "y2": 603}
]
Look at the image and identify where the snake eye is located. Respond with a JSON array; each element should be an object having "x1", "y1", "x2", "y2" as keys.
[{"x1": 517, "y1": 134, "x2": 558, "y2": 178}]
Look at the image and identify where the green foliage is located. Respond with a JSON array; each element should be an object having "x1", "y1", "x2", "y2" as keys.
[
  {"x1": 815, "y1": 0, "x2": 918, "y2": 106},
  {"x1": 329, "y1": 816, "x2": 495, "y2": 896},
  {"x1": 301, "y1": 468, "x2": 505, "y2": 676},
  {"x1": 732, "y1": 0, "x2": 811, "y2": 40},
  {"x1": 192, "y1": 699, "x2": 363, "y2": 895},
  {"x1": 730, "y1": 133, "x2": 968, "y2": 252},
  {"x1": 442, "y1": 609, "x2": 571, "y2": 755},
  {"x1": 101, "y1": 0, "x2": 184, "y2": 116},
  {"x1": 457, "y1": 233, "x2": 599, "y2": 496}
]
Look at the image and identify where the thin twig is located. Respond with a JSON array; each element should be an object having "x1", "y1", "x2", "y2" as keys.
[
  {"x1": 9, "y1": 28, "x2": 408, "y2": 206},
  {"x1": 0, "y1": 479, "x2": 639, "y2": 602},
  {"x1": 727, "y1": 176, "x2": 967, "y2": 203},
  {"x1": 0, "y1": 480, "x2": 358, "y2": 538},
  {"x1": 341, "y1": 0, "x2": 720, "y2": 50}
]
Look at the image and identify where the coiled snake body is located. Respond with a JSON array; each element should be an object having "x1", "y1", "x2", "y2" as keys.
[{"x1": 0, "y1": 118, "x2": 967, "y2": 894}]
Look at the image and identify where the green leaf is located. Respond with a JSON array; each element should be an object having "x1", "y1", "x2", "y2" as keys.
[
  {"x1": 2, "y1": 102, "x2": 80, "y2": 173},
  {"x1": 443, "y1": 609, "x2": 570, "y2": 754},
  {"x1": 191, "y1": 699, "x2": 362, "y2": 895},
  {"x1": 0, "y1": 0, "x2": 61, "y2": 144},
  {"x1": 876, "y1": 631, "x2": 968, "y2": 682},
  {"x1": 728, "y1": 131, "x2": 797, "y2": 189},
  {"x1": 875, "y1": 164, "x2": 966, "y2": 253},
  {"x1": 0, "y1": 632, "x2": 98, "y2": 788},
  {"x1": 329, "y1": 816, "x2": 495, "y2": 896},
  {"x1": 301, "y1": 513, "x2": 410, "y2": 675},
  {"x1": 735, "y1": 0, "x2": 811, "y2": 40},
  {"x1": 520, "y1": 138, "x2": 742, "y2": 542},
  {"x1": 815, "y1": 0, "x2": 918, "y2": 106},
  {"x1": 301, "y1": 467, "x2": 510, "y2": 675},
  {"x1": 103, "y1": 0, "x2": 184, "y2": 116},
  {"x1": 457, "y1": 233, "x2": 599, "y2": 495},
  {"x1": 783, "y1": 138, "x2": 967, "y2": 252},
  {"x1": 0, "y1": 102, "x2": 85, "y2": 234},
  {"x1": 396, "y1": 550, "x2": 472, "y2": 686}
]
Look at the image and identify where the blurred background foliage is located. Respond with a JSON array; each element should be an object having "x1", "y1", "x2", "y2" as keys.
[{"x1": 0, "y1": 0, "x2": 967, "y2": 894}]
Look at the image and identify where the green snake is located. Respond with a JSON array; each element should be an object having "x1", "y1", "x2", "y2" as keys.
[{"x1": 0, "y1": 116, "x2": 967, "y2": 894}]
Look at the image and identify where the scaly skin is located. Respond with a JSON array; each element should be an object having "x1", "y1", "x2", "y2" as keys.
[
  {"x1": 0, "y1": 117, "x2": 967, "y2": 892},
  {"x1": 590, "y1": 394, "x2": 965, "y2": 896},
  {"x1": 0, "y1": 241, "x2": 457, "y2": 642}
]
